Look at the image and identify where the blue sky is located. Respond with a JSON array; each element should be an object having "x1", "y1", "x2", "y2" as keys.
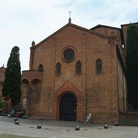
[{"x1": 0, "y1": 0, "x2": 138, "y2": 71}]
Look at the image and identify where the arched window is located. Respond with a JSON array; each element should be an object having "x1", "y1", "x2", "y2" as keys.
[
  {"x1": 56, "y1": 62, "x2": 61, "y2": 76},
  {"x1": 76, "y1": 61, "x2": 81, "y2": 75},
  {"x1": 38, "y1": 64, "x2": 43, "y2": 71},
  {"x1": 96, "y1": 59, "x2": 102, "y2": 74}
]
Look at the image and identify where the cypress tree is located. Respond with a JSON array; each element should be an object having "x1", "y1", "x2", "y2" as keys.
[
  {"x1": 2, "y1": 46, "x2": 22, "y2": 107},
  {"x1": 126, "y1": 24, "x2": 138, "y2": 110}
]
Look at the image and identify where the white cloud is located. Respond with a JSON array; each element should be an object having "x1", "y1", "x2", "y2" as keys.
[{"x1": 0, "y1": 0, "x2": 138, "y2": 71}]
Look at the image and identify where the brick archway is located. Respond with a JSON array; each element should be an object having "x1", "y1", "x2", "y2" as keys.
[{"x1": 53, "y1": 81, "x2": 83, "y2": 122}]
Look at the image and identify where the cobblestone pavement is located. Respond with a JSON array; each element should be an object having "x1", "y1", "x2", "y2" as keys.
[{"x1": 0, "y1": 116, "x2": 138, "y2": 138}]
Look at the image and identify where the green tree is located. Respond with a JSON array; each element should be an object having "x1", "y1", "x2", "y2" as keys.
[
  {"x1": 2, "y1": 46, "x2": 22, "y2": 107},
  {"x1": 126, "y1": 24, "x2": 138, "y2": 110}
]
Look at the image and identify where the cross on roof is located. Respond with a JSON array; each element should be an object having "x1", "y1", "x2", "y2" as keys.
[{"x1": 68, "y1": 11, "x2": 72, "y2": 18}]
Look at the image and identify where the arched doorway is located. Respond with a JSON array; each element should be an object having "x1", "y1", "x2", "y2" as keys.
[{"x1": 59, "y1": 93, "x2": 77, "y2": 121}]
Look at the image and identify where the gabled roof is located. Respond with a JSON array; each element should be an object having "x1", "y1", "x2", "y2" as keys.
[
  {"x1": 90, "y1": 24, "x2": 125, "y2": 44},
  {"x1": 90, "y1": 24, "x2": 121, "y2": 30},
  {"x1": 121, "y1": 22, "x2": 138, "y2": 27},
  {"x1": 35, "y1": 22, "x2": 115, "y2": 47}
]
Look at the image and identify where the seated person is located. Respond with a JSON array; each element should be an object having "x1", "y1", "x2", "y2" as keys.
[
  {"x1": 10, "y1": 109, "x2": 15, "y2": 117},
  {"x1": 0, "y1": 109, "x2": 5, "y2": 115}
]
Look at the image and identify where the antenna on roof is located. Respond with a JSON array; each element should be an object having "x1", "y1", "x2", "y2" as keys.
[{"x1": 68, "y1": 11, "x2": 72, "y2": 23}]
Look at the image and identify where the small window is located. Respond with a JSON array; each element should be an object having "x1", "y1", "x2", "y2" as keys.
[
  {"x1": 38, "y1": 64, "x2": 43, "y2": 71},
  {"x1": 56, "y1": 63, "x2": 61, "y2": 76},
  {"x1": 96, "y1": 59, "x2": 102, "y2": 74},
  {"x1": 76, "y1": 61, "x2": 81, "y2": 75}
]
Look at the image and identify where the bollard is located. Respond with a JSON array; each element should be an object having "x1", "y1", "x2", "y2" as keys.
[
  {"x1": 115, "y1": 122, "x2": 119, "y2": 126},
  {"x1": 104, "y1": 124, "x2": 108, "y2": 129},
  {"x1": 37, "y1": 124, "x2": 42, "y2": 129},
  {"x1": 14, "y1": 118, "x2": 18, "y2": 121},
  {"x1": 22, "y1": 115, "x2": 26, "y2": 119},
  {"x1": 75, "y1": 125, "x2": 80, "y2": 130},
  {"x1": 15, "y1": 120, "x2": 19, "y2": 125}
]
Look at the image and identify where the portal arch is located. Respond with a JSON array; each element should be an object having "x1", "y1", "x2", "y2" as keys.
[{"x1": 53, "y1": 81, "x2": 83, "y2": 122}]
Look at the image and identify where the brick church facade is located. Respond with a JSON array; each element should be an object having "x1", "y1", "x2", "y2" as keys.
[{"x1": 21, "y1": 18, "x2": 128, "y2": 124}]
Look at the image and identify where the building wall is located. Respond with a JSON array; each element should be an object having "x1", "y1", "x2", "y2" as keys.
[
  {"x1": 0, "y1": 66, "x2": 5, "y2": 100},
  {"x1": 91, "y1": 26, "x2": 126, "y2": 65},
  {"x1": 22, "y1": 23, "x2": 127, "y2": 124},
  {"x1": 116, "y1": 53, "x2": 127, "y2": 112}
]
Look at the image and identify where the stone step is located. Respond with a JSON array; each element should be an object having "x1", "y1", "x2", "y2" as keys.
[{"x1": 119, "y1": 119, "x2": 138, "y2": 126}]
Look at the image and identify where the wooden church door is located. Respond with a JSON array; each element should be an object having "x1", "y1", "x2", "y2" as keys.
[{"x1": 59, "y1": 93, "x2": 77, "y2": 121}]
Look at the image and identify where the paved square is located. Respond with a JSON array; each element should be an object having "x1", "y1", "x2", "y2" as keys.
[{"x1": 0, "y1": 116, "x2": 138, "y2": 138}]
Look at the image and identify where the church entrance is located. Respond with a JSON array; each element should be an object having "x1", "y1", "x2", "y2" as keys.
[{"x1": 59, "y1": 93, "x2": 77, "y2": 121}]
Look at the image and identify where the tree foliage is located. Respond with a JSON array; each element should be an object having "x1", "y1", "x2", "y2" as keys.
[
  {"x1": 2, "y1": 46, "x2": 22, "y2": 107},
  {"x1": 126, "y1": 24, "x2": 138, "y2": 109}
]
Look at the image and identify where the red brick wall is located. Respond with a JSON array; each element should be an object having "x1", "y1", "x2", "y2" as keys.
[
  {"x1": 22, "y1": 23, "x2": 126, "y2": 124},
  {"x1": 0, "y1": 66, "x2": 5, "y2": 99}
]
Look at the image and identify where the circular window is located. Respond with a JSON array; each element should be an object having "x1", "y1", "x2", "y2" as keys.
[
  {"x1": 64, "y1": 49, "x2": 74, "y2": 61},
  {"x1": 62, "y1": 47, "x2": 76, "y2": 63}
]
